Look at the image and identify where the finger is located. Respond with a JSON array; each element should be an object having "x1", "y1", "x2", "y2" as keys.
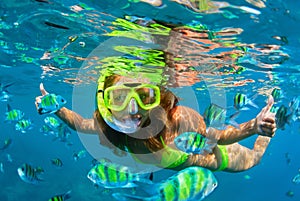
[
  {"x1": 40, "y1": 83, "x2": 48, "y2": 96},
  {"x1": 263, "y1": 116, "x2": 275, "y2": 124},
  {"x1": 265, "y1": 95, "x2": 274, "y2": 112}
]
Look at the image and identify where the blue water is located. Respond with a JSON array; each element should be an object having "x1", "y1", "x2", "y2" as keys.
[{"x1": 1, "y1": 0, "x2": 300, "y2": 200}]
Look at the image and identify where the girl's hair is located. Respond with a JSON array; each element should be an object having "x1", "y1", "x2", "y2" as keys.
[{"x1": 95, "y1": 74, "x2": 179, "y2": 156}]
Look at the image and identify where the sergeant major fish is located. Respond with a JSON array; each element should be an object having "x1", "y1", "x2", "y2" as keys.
[
  {"x1": 15, "y1": 119, "x2": 33, "y2": 133},
  {"x1": 113, "y1": 166, "x2": 218, "y2": 201},
  {"x1": 275, "y1": 105, "x2": 293, "y2": 130},
  {"x1": 87, "y1": 159, "x2": 152, "y2": 189},
  {"x1": 5, "y1": 104, "x2": 24, "y2": 122},
  {"x1": 233, "y1": 93, "x2": 258, "y2": 110},
  {"x1": 37, "y1": 93, "x2": 66, "y2": 114},
  {"x1": 203, "y1": 103, "x2": 239, "y2": 129},
  {"x1": 174, "y1": 132, "x2": 217, "y2": 155},
  {"x1": 44, "y1": 116, "x2": 61, "y2": 129},
  {"x1": 48, "y1": 190, "x2": 71, "y2": 201},
  {"x1": 17, "y1": 163, "x2": 43, "y2": 184},
  {"x1": 271, "y1": 88, "x2": 284, "y2": 102}
]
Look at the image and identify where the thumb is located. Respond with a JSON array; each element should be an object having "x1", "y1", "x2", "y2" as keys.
[
  {"x1": 40, "y1": 83, "x2": 49, "y2": 96},
  {"x1": 265, "y1": 95, "x2": 274, "y2": 112}
]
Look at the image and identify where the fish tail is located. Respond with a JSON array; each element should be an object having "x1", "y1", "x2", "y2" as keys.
[
  {"x1": 112, "y1": 192, "x2": 154, "y2": 201},
  {"x1": 248, "y1": 93, "x2": 259, "y2": 108},
  {"x1": 63, "y1": 190, "x2": 72, "y2": 200},
  {"x1": 225, "y1": 112, "x2": 240, "y2": 128},
  {"x1": 204, "y1": 138, "x2": 217, "y2": 153}
]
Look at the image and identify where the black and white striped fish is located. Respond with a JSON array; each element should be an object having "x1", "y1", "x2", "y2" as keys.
[{"x1": 17, "y1": 163, "x2": 43, "y2": 184}]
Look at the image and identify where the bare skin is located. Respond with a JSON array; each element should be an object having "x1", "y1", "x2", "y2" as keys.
[{"x1": 36, "y1": 82, "x2": 276, "y2": 172}]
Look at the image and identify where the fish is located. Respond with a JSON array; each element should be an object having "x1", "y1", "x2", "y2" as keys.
[
  {"x1": 0, "y1": 162, "x2": 4, "y2": 173},
  {"x1": 87, "y1": 159, "x2": 152, "y2": 189},
  {"x1": 73, "y1": 150, "x2": 87, "y2": 161},
  {"x1": 271, "y1": 88, "x2": 284, "y2": 102},
  {"x1": 113, "y1": 166, "x2": 218, "y2": 201},
  {"x1": 174, "y1": 132, "x2": 217, "y2": 154},
  {"x1": 48, "y1": 190, "x2": 71, "y2": 201},
  {"x1": 37, "y1": 93, "x2": 66, "y2": 114},
  {"x1": 0, "y1": 138, "x2": 12, "y2": 150},
  {"x1": 292, "y1": 172, "x2": 300, "y2": 184},
  {"x1": 51, "y1": 158, "x2": 63, "y2": 168},
  {"x1": 5, "y1": 104, "x2": 25, "y2": 122},
  {"x1": 275, "y1": 105, "x2": 293, "y2": 130},
  {"x1": 44, "y1": 116, "x2": 61, "y2": 129},
  {"x1": 233, "y1": 93, "x2": 258, "y2": 110},
  {"x1": 288, "y1": 96, "x2": 300, "y2": 121},
  {"x1": 0, "y1": 82, "x2": 14, "y2": 101},
  {"x1": 15, "y1": 119, "x2": 33, "y2": 133},
  {"x1": 44, "y1": 21, "x2": 69, "y2": 30},
  {"x1": 203, "y1": 103, "x2": 239, "y2": 129},
  {"x1": 17, "y1": 163, "x2": 43, "y2": 184},
  {"x1": 53, "y1": 124, "x2": 71, "y2": 143},
  {"x1": 40, "y1": 124, "x2": 56, "y2": 136}
]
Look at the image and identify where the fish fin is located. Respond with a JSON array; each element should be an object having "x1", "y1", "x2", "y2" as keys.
[
  {"x1": 247, "y1": 100, "x2": 259, "y2": 109},
  {"x1": 248, "y1": 93, "x2": 259, "y2": 108},
  {"x1": 6, "y1": 104, "x2": 12, "y2": 112},
  {"x1": 112, "y1": 192, "x2": 152, "y2": 201}
]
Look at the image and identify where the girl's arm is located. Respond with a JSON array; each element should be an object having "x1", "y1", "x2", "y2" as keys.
[
  {"x1": 206, "y1": 96, "x2": 276, "y2": 145},
  {"x1": 55, "y1": 107, "x2": 97, "y2": 134},
  {"x1": 36, "y1": 83, "x2": 97, "y2": 134}
]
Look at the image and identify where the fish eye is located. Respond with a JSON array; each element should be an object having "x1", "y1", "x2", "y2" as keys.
[{"x1": 21, "y1": 167, "x2": 25, "y2": 171}]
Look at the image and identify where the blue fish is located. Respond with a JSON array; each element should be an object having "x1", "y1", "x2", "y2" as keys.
[
  {"x1": 5, "y1": 104, "x2": 25, "y2": 122},
  {"x1": 87, "y1": 159, "x2": 152, "y2": 189},
  {"x1": 0, "y1": 82, "x2": 14, "y2": 102},
  {"x1": 44, "y1": 116, "x2": 61, "y2": 130},
  {"x1": 15, "y1": 119, "x2": 33, "y2": 133},
  {"x1": 113, "y1": 166, "x2": 218, "y2": 201},
  {"x1": 271, "y1": 88, "x2": 284, "y2": 102},
  {"x1": 203, "y1": 103, "x2": 239, "y2": 129},
  {"x1": 48, "y1": 190, "x2": 71, "y2": 201},
  {"x1": 233, "y1": 93, "x2": 258, "y2": 110},
  {"x1": 275, "y1": 105, "x2": 293, "y2": 130},
  {"x1": 17, "y1": 163, "x2": 43, "y2": 184},
  {"x1": 288, "y1": 96, "x2": 300, "y2": 121},
  {"x1": 37, "y1": 93, "x2": 66, "y2": 114},
  {"x1": 0, "y1": 138, "x2": 12, "y2": 151},
  {"x1": 174, "y1": 132, "x2": 217, "y2": 154}
]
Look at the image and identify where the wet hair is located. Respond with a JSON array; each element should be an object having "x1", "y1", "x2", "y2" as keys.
[{"x1": 95, "y1": 74, "x2": 179, "y2": 156}]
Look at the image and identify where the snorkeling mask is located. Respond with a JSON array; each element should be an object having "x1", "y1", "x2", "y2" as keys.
[
  {"x1": 104, "y1": 83, "x2": 160, "y2": 111},
  {"x1": 97, "y1": 75, "x2": 161, "y2": 134}
]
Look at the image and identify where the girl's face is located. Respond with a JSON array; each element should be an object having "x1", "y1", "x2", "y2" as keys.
[{"x1": 108, "y1": 76, "x2": 156, "y2": 132}]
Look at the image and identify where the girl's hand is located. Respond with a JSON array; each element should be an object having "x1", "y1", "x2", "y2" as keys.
[
  {"x1": 35, "y1": 83, "x2": 66, "y2": 114},
  {"x1": 254, "y1": 96, "x2": 277, "y2": 137}
]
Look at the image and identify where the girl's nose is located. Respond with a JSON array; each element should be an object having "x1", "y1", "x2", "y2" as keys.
[{"x1": 128, "y1": 98, "x2": 138, "y2": 115}]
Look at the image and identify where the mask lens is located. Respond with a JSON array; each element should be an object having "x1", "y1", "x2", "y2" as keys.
[
  {"x1": 107, "y1": 88, "x2": 130, "y2": 108},
  {"x1": 135, "y1": 87, "x2": 157, "y2": 106}
]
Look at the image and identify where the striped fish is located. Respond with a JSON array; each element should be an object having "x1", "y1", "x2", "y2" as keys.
[
  {"x1": 233, "y1": 93, "x2": 258, "y2": 110},
  {"x1": 275, "y1": 105, "x2": 293, "y2": 130},
  {"x1": 48, "y1": 190, "x2": 71, "y2": 201},
  {"x1": 203, "y1": 103, "x2": 239, "y2": 129},
  {"x1": 174, "y1": 132, "x2": 217, "y2": 154},
  {"x1": 271, "y1": 88, "x2": 283, "y2": 102},
  {"x1": 17, "y1": 163, "x2": 43, "y2": 184},
  {"x1": 87, "y1": 160, "x2": 152, "y2": 188},
  {"x1": 44, "y1": 116, "x2": 61, "y2": 129},
  {"x1": 113, "y1": 166, "x2": 218, "y2": 201},
  {"x1": 15, "y1": 119, "x2": 33, "y2": 133},
  {"x1": 51, "y1": 158, "x2": 63, "y2": 167},
  {"x1": 5, "y1": 104, "x2": 24, "y2": 122},
  {"x1": 37, "y1": 93, "x2": 66, "y2": 114}
]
